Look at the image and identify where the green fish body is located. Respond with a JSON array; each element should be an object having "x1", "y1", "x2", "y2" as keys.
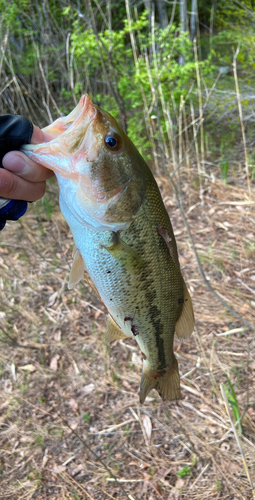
[{"x1": 23, "y1": 95, "x2": 194, "y2": 403}]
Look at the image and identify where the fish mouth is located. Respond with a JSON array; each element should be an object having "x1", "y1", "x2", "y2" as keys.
[{"x1": 22, "y1": 94, "x2": 97, "y2": 179}]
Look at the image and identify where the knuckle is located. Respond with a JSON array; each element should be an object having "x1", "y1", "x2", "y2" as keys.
[
  {"x1": 32, "y1": 182, "x2": 46, "y2": 201},
  {"x1": 5, "y1": 173, "x2": 18, "y2": 198}
]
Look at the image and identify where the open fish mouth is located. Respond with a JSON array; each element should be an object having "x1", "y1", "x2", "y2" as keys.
[{"x1": 22, "y1": 95, "x2": 97, "y2": 180}]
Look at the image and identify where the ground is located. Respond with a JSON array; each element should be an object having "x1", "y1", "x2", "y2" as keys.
[{"x1": 0, "y1": 165, "x2": 255, "y2": 500}]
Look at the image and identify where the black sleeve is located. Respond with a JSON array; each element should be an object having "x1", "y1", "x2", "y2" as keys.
[
  {"x1": 0, "y1": 114, "x2": 33, "y2": 163},
  {"x1": 0, "y1": 114, "x2": 33, "y2": 231}
]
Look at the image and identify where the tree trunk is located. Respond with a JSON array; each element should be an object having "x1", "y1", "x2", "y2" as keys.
[
  {"x1": 155, "y1": 0, "x2": 168, "y2": 29},
  {"x1": 190, "y1": 0, "x2": 197, "y2": 41},
  {"x1": 179, "y1": 0, "x2": 187, "y2": 65}
]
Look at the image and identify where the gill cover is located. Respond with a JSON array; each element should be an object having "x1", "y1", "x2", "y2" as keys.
[{"x1": 22, "y1": 95, "x2": 146, "y2": 231}]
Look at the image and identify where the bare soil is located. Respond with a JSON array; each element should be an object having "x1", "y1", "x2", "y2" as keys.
[{"x1": 0, "y1": 167, "x2": 254, "y2": 500}]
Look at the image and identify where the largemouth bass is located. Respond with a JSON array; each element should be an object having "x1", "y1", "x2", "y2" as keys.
[{"x1": 22, "y1": 95, "x2": 194, "y2": 403}]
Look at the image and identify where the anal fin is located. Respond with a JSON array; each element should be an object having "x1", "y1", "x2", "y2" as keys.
[
  {"x1": 175, "y1": 281, "x2": 194, "y2": 340},
  {"x1": 68, "y1": 248, "x2": 85, "y2": 290},
  {"x1": 105, "y1": 315, "x2": 129, "y2": 343}
]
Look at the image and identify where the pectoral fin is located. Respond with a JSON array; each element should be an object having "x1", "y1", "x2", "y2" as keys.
[
  {"x1": 68, "y1": 248, "x2": 85, "y2": 289},
  {"x1": 175, "y1": 281, "x2": 194, "y2": 340},
  {"x1": 105, "y1": 315, "x2": 129, "y2": 343},
  {"x1": 103, "y1": 234, "x2": 144, "y2": 272}
]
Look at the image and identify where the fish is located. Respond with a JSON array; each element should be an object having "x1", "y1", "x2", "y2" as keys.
[{"x1": 22, "y1": 95, "x2": 194, "y2": 403}]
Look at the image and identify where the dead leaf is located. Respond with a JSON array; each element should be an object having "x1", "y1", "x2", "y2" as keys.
[
  {"x1": 80, "y1": 383, "x2": 95, "y2": 396},
  {"x1": 50, "y1": 354, "x2": 60, "y2": 371},
  {"x1": 69, "y1": 398, "x2": 78, "y2": 412},
  {"x1": 247, "y1": 407, "x2": 255, "y2": 420},
  {"x1": 142, "y1": 414, "x2": 152, "y2": 440},
  {"x1": 54, "y1": 330, "x2": 61, "y2": 341},
  {"x1": 175, "y1": 478, "x2": 185, "y2": 489},
  {"x1": 122, "y1": 380, "x2": 132, "y2": 390},
  {"x1": 220, "y1": 442, "x2": 230, "y2": 452},
  {"x1": 131, "y1": 352, "x2": 142, "y2": 365},
  {"x1": 94, "y1": 310, "x2": 102, "y2": 319},
  {"x1": 42, "y1": 448, "x2": 48, "y2": 468},
  {"x1": 71, "y1": 464, "x2": 84, "y2": 477},
  {"x1": 47, "y1": 291, "x2": 58, "y2": 307},
  {"x1": 239, "y1": 304, "x2": 249, "y2": 315},
  {"x1": 208, "y1": 425, "x2": 218, "y2": 434},
  {"x1": 19, "y1": 364, "x2": 36, "y2": 372},
  {"x1": 53, "y1": 465, "x2": 66, "y2": 474}
]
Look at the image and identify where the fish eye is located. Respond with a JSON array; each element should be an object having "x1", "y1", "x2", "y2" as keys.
[{"x1": 104, "y1": 134, "x2": 122, "y2": 151}]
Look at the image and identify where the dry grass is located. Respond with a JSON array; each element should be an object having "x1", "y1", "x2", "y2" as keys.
[{"x1": 0, "y1": 167, "x2": 255, "y2": 500}]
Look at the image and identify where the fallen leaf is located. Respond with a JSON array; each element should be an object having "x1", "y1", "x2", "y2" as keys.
[
  {"x1": 19, "y1": 364, "x2": 36, "y2": 372},
  {"x1": 94, "y1": 310, "x2": 102, "y2": 319},
  {"x1": 220, "y1": 442, "x2": 230, "y2": 452},
  {"x1": 142, "y1": 414, "x2": 152, "y2": 440},
  {"x1": 71, "y1": 464, "x2": 84, "y2": 477},
  {"x1": 175, "y1": 478, "x2": 185, "y2": 489},
  {"x1": 122, "y1": 380, "x2": 132, "y2": 390},
  {"x1": 69, "y1": 398, "x2": 78, "y2": 412},
  {"x1": 42, "y1": 448, "x2": 48, "y2": 468},
  {"x1": 54, "y1": 330, "x2": 61, "y2": 341},
  {"x1": 131, "y1": 352, "x2": 142, "y2": 365},
  {"x1": 80, "y1": 383, "x2": 95, "y2": 396},
  {"x1": 50, "y1": 354, "x2": 60, "y2": 371},
  {"x1": 53, "y1": 465, "x2": 66, "y2": 473}
]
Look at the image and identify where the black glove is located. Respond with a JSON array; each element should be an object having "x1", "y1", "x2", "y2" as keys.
[{"x1": 0, "y1": 114, "x2": 33, "y2": 230}]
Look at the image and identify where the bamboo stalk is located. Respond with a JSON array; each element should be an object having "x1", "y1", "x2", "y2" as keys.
[
  {"x1": 190, "y1": 100, "x2": 202, "y2": 197},
  {"x1": 233, "y1": 45, "x2": 251, "y2": 197},
  {"x1": 194, "y1": 39, "x2": 205, "y2": 178}
]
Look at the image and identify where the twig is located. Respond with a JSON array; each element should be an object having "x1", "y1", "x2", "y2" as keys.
[{"x1": 190, "y1": 462, "x2": 210, "y2": 488}]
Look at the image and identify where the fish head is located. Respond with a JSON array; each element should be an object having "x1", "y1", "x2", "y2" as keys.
[{"x1": 23, "y1": 95, "x2": 146, "y2": 231}]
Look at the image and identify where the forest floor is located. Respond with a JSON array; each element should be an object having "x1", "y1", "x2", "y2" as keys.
[{"x1": 0, "y1": 163, "x2": 255, "y2": 500}]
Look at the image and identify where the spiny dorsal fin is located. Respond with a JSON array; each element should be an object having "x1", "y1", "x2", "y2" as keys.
[
  {"x1": 68, "y1": 248, "x2": 85, "y2": 290},
  {"x1": 105, "y1": 315, "x2": 129, "y2": 343},
  {"x1": 175, "y1": 281, "x2": 194, "y2": 340}
]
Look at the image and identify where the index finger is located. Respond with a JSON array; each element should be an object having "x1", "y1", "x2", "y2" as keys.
[{"x1": 31, "y1": 125, "x2": 53, "y2": 144}]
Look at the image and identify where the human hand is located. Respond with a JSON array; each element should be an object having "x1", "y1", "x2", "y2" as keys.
[{"x1": 1, "y1": 125, "x2": 54, "y2": 202}]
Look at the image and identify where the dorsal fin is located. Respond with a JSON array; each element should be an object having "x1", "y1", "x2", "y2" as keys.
[
  {"x1": 68, "y1": 248, "x2": 85, "y2": 289},
  {"x1": 104, "y1": 315, "x2": 129, "y2": 343},
  {"x1": 175, "y1": 281, "x2": 194, "y2": 340}
]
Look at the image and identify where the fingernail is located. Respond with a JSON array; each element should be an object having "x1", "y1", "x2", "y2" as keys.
[{"x1": 2, "y1": 152, "x2": 28, "y2": 174}]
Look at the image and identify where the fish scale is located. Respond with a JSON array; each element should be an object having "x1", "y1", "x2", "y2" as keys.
[{"x1": 22, "y1": 94, "x2": 194, "y2": 403}]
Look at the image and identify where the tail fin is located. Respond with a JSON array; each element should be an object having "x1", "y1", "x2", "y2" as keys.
[{"x1": 139, "y1": 358, "x2": 180, "y2": 404}]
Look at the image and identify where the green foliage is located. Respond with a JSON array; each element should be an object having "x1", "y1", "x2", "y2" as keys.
[
  {"x1": 223, "y1": 375, "x2": 242, "y2": 434},
  {"x1": 177, "y1": 465, "x2": 191, "y2": 477},
  {"x1": 1, "y1": 0, "x2": 254, "y2": 163},
  {"x1": 67, "y1": 8, "x2": 214, "y2": 156},
  {"x1": 83, "y1": 412, "x2": 90, "y2": 422}
]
